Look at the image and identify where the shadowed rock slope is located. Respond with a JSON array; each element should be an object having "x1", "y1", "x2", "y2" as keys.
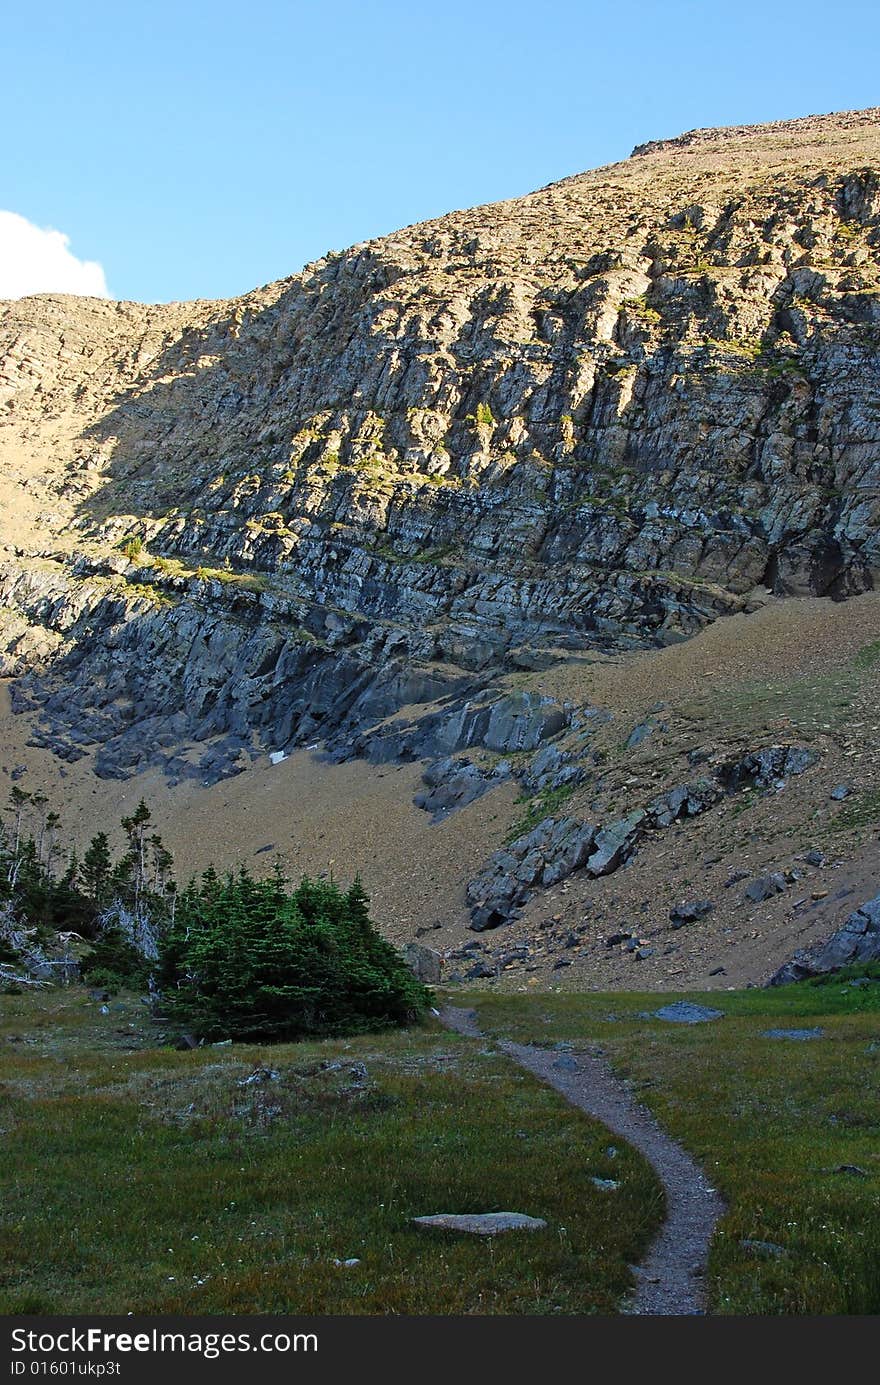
[
  {"x1": 1, "y1": 108, "x2": 879, "y2": 784},
  {"x1": 1, "y1": 111, "x2": 880, "y2": 994}
]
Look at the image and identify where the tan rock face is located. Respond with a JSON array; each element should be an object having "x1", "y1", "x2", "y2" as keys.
[{"x1": 0, "y1": 109, "x2": 879, "y2": 779}]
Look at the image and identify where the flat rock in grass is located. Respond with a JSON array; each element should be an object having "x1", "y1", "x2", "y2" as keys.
[
  {"x1": 412, "y1": 1213, "x2": 547, "y2": 1236},
  {"x1": 653, "y1": 1002, "x2": 723, "y2": 1024},
  {"x1": 762, "y1": 1026, "x2": 824, "y2": 1040}
]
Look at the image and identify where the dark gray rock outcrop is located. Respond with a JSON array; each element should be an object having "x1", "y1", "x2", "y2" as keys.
[
  {"x1": 1, "y1": 114, "x2": 879, "y2": 791},
  {"x1": 466, "y1": 816, "x2": 597, "y2": 929},
  {"x1": 355, "y1": 689, "x2": 574, "y2": 768},
  {"x1": 718, "y1": 745, "x2": 819, "y2": 792},
  {"x1": 519, "y1": 743, "x2": 586, "y2": 795},
  {"x1": 413, "y1": 756, "x2": 512, "y2": 819},
  {"x1": 768, "y1": 893, "x2": 880, "y2": 984},
  {"x1": 464, "y1": 746, "x2": 820, "y2": 929}
]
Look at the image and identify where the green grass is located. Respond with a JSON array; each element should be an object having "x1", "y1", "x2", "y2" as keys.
[
  {"x1": 141, "y1": 554, "x2": 270, "y2": 596},
  {"x1": 122, "y1": 580, "x2": 176, "y2": 610},
  {"x1": 0, "y1": 989, "x2": 662, "y2": 1315},
  {"x1": 194, "y1": 566, "x2": 268, "y2": 594},
  {"x1": 678, "y1": 634, "x2": 880, "y2": 747},
  {"x1": 831, "y1": 789, "x2": 880, "y2": 833},
  {"x1": 460, "y1": 977, "x2": 880, "y2": 1314},
  {"x1": 505, "y1": 784, "x2": 576, "y2": 843},
  {"x1": 620, "y1": 295, "x2": 661, "y2": 325},
  {"x1": 680, "y1": 669, "x2": 857, "y2": 740},
  {"x1": 854, "y1": 640, "x2": 880, "y2": 670}
]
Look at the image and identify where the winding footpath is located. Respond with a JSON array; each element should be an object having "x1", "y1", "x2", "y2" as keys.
[{"x1": 440, "y1": 1006, "x2": 724, "y2": 1316}]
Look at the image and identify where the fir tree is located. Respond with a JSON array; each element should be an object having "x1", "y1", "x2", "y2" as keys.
[
  {"x1": 158, "y1": 867, "x2": 429, "y2": 1041},
  {"x1": 81, "y1": 833, "x2": 113, "y2": 907}
]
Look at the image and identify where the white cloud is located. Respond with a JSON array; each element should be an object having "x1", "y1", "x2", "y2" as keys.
[{"x1": 0, "y1": 210, "x2": 110, "y2": 300}]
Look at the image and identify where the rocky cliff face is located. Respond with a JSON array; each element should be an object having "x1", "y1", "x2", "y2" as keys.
[{"x1": 1, "y1": 109, "x2": 879, "y2": 782}]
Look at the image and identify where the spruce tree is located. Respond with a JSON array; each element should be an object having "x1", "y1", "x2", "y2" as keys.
[
  {"x1": 81, "y1": 833, "x2": 113, "y2": 908},
  {"x1": 158, "y1": 867, "x2": 429, "y2": 1042}
]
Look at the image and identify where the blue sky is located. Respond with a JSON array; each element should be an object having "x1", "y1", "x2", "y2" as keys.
[{"x1": 4, "y1": 0, "x2": 879, "y2": 303}]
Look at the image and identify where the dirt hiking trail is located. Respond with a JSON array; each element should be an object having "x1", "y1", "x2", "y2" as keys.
[{"x1": 440, "y1": 1005, "x2": 724, "y2": 1315}]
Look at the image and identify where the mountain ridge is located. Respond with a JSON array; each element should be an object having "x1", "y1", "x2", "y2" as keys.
[{"x1": 1, "y1": 109, "x2": 879, "y2": 989}]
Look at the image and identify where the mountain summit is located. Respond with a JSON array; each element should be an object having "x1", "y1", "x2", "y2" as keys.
[
  {"x1": 2, "y1": 109, "x2": 878, "y2": 775},
  {"x1": 0, "y1": 110, "x2": 878, "y2": 988}
]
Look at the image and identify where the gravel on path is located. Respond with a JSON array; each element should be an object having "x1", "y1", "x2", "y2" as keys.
[{"x1": 440, "y1": 1005, "x2": 724, "y2": 1315}]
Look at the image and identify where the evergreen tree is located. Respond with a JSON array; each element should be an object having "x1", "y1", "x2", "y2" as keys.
[
  {"x1": 158, "y1": 868, "x2": 428, "y2": 1041},
  {"x1": 5, "y1": 787, "x2": 31, "y2": 888},
  {"x1": 119, "y1": 800, "x2": 153, "y2": 914},
  {"x1": 81, "y1": 833, "x2": 113, "y2": 908}
]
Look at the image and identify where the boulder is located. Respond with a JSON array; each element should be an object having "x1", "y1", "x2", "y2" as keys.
[
  {"x1": 719, "y1": 745, "x2": 818, "y2": 791},
  {"x1": 744, "y1": 873, "x2": 787, "y2": 903},
  {"x1": 466, "y1": 960, "x2": 496, "y2": 980},
  {"x1": 625, "y1": 719, "x2": 665, "y2": 750},
  {"x1": 402, "y1": 942, "x2": 443, "y2": 983},
  {"x1": 646, "y1": 778, "x2": 721, "y2": 827},
  {"x1": 586, "y1": 811, "x2": 645, "y2": 875},
  {"x1": 669, "y1": 898, "x2": 714, "y2": 928},
  {"x1": 520, "y1": 744, "x2": 585, "y2": 794},
  {"x1": 470, "y1": 896, "x2": 517, "y2": 932}
]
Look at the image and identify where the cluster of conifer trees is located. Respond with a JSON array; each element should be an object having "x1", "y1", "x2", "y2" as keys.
[
  {"x1": 157, "y1": 869, "x2": 428, "y2": 1040},
  {"x1": 1, "y1": 785, "x2": 428, "y2": 1039},
  {"x1": 0, "y1": 789, "x2": 172, "y2": 948}
]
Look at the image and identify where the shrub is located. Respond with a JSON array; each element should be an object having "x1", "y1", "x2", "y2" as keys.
[
  {"x1": 80, "y1": 928, "x2": 150, "y2": 991},
  {"x1": 119, "y1": 535, "x2": 143, "y2": 561},
  {"x1": 156, "y1": 869, "x2": 429, "y2": 1042},
  {"x1": 0, "y1": 935, "x2": 21, "y2": 967}
]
